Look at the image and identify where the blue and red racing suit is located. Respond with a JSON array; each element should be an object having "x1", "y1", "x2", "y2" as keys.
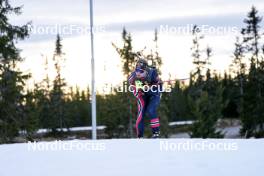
[{"x1": 128, "y1": 67, "x2": 162, "y2": 138}]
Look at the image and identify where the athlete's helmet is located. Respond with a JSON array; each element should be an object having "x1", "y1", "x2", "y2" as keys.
[{"x1": 136, "y1": 58, "x2": 148, "y2": 70}]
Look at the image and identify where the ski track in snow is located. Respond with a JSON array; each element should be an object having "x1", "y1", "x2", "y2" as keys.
[{"x1": 0, "y1": 139, "x2": 263, "y2": 176}]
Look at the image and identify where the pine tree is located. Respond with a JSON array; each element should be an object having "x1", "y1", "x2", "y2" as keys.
[
  {"x1": 188, "y1": 25, "x2": 223, "y2": 138},
  {"x1": 33, "y1": 83, "x2": 50, "y2": 129},
  {"x1": 189, "y1": 88, "x2": 224, "y2": 138},
  {"x1": 146, "y1": 29, "x2": 163, "y2": 74},
  {"x1": 49, "y1": 34, "x2": 67, "y2": 133},
  {"x1": 113, "y1": 28, "x2": 136, "y2": 78},
  {"x1": 188, "y1": 25, "x2": 211, "y2": 98},
  {"x1": 190, "y1": 25, "x2": 206, "y2": 85},
  {"x1": 240, "y1": 7, "x2": 264, "y2": 137},
  {"x1": 241, "y1": 6, "x2": 262, "y2": 65},
  {"x1": 231, "y1": 37, "x2": 246, "y2": 96},
  {"x1": 221, "y1": 71, "x2": 239, "y2": 119},
  {"x1": 223, "y1": 37, "x2": 246, "y2": 121},
  {"x1": 0, "y1": 0, "x2": 30, "y2": 143},
  {"x1": 33, "y1": 56, "x2": 53, "y2": 130},
  {"x1": 65, "y1": 86, "x2": 91, "y2": 127},
  {"x1": 112, "y1": 28, "x2": 137, "y2": 137},
  {"x1": 22, "y1": 90, "x2": 39, "y2": 141}
]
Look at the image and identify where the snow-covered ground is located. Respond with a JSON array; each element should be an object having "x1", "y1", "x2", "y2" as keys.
[{"x1": 0, "y1": 139, "x2": 263, "y2": 176}]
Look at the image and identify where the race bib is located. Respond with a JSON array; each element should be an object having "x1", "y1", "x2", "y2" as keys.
[{"x1": 135, "y1": 80, "x2": 144, "y2": 90}]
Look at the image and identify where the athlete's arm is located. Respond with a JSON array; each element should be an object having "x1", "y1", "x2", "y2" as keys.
[{"x1": 128, "y1": 71, "x2": 144, "y2": 98}]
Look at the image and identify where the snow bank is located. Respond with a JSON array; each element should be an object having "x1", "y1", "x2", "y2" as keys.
[
  {"x1": 0, "y1": 139, "x2": 263, "y2": 176},
  {"x1": 35, "y1": 126, "x2": 106, "y2": 134}
]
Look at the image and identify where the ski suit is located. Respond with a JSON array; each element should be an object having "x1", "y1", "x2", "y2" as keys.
[{"x1": 128, "y1": 67, "x2": 162, "y2": 138}]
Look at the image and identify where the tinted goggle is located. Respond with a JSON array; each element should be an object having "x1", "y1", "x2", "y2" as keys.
[
  {"x1": 136, "y1": 68, "x2": 145, "y2": 73},
  {"x1": 136, "y1": 61, "x2": 147, "y2": 69}
]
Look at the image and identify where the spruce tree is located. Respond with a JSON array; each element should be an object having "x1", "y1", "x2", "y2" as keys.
[
  {"x1": 34, "y1": 56, "x2": 52, "y2": 130},
  {"x1": 22, "y1": 90, "x2": 39, "y2": 141},
  {"x1": 223, "y1": 37, "x2": 246, "y2": 121},
  {"x1": 240, "y1": 7, "x2": 264, "y2": 137},
  {"x1": 241, "y1": 6, "x2": 262, "y2": 65},
  {"x1": 188, "y1": 25, "x2": 223, "y2": 138},
  {"x1": 190, "y1": 25, "x2": 206, "y2": 86},
  {"x1": 189, "y1": 89, "x2": 224, "y2": 138},
  {"x1": 112, "y1": 28, "x2": 137, "y2": 137},
  {"x1": 146, "y1": 29, "x2": 163, "y2": 74},
  {"x1": 0, "y1": 0, "x2": 30, "y2": 143},
  {"x1": 50, "y1": 34, "x2": 67, "y2": 132}
]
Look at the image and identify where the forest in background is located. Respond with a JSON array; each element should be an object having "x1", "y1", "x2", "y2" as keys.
[{"x1": 0, "y1": 0, "x2": 264, "y2": 143}]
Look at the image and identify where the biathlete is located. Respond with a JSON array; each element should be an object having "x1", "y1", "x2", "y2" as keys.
[{"x1": 128, "y1": 58, "x2": 162, "y2": 138}]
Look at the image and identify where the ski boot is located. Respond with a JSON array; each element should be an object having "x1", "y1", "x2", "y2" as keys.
[{"x1": 152, "y1": 131, "x2": 160, "y2": 139}]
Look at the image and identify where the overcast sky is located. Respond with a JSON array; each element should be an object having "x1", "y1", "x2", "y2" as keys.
[{"x1": 10, "y1": 0, "x2": 264, "y2": 90}]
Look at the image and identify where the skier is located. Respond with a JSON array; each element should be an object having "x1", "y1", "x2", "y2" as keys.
[{"x1": 128, "y1": 58, "x2": 162, "y2": 138}]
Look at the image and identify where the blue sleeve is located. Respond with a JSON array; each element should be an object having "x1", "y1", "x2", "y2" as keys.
[
  {"x1": 151, "y1": 69, "x2": 158, "y2": 83},
  {"x1": 128, "y1": 71, "x2": 136, "y2": 85}
]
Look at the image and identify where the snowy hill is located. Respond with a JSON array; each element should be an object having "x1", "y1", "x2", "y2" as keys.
[{"x1": 0, "y1": 139, "x2": 263, "y2": 176}]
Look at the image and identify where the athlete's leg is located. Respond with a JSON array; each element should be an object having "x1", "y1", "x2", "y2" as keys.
[
  {"x1": 145, "y1": 94, "x2": 160, "y2": 134},
  {"x1": 136, "y1": 95, "x2": 146, "y2": 138}
]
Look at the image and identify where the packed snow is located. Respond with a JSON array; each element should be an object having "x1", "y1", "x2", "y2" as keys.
[{"x1": 0, "y1": 139, "x2": 263, "y2": 176}]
